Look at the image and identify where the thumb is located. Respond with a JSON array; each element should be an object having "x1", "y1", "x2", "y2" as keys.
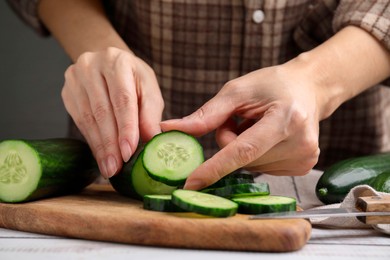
[{"x1": 160, "y1": 95, "x2": 235, "y2": 136}]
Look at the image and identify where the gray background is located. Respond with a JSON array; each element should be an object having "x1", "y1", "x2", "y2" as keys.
[{"x1": 0, "y1": 1, "x2": 70, "y2": 140}]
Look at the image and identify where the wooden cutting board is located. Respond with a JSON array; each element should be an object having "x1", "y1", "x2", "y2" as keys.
[{"x1": 0, "y1": 184, "x2": 311, "y2": 252}]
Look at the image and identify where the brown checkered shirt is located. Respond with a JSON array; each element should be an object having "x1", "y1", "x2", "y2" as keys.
[{"x1": 7, "y1": 0, "x2": 390, "y2": 170}]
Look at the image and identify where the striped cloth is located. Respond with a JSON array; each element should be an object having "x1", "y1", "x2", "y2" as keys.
[{"x1": 7, "y1": 0, "x2": 390, "y2": 170}]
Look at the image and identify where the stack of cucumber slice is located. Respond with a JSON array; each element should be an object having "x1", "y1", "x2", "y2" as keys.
[{"x1": 110, "y1": 130, "x2": 296, "y2": 218}]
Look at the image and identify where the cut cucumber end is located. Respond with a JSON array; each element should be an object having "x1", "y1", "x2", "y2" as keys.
[
  {"x1": 0, "y1": 140, "x2": 41, "y2": 202},
  {"x1": 131, "y1": 152, "x2": 177, "y2": 198},
  {"x1": 142, "y1": 131, "x2": 204, "y2": 186}
]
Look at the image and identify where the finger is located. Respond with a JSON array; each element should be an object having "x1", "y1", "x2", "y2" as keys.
[
  {"x1": 104, "y1": 60, "x2": 140, "y2": 162},
  {"x1": 160, "y1": 92, "x2": 236, "y2": 136},
  {"x1": 137, "y1": 69, "x2": 164, "y2": 142},
  {"x1": 81, "y1": 69, "x2": 122, "y2": 179},
  {"x1": 215, "y1": 117, "x2": 237, "y2": 148},
  {"x1": 184, "y1": 110, "x2": 288, "y2": 190},
  {"x1": 62, "y1": 71, "x2": 106, "y2": 174}
]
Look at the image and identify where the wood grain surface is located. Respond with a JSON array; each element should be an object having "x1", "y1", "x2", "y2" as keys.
[{"x1": 0, "y1": 184, "x2": 311, "y2": 252}]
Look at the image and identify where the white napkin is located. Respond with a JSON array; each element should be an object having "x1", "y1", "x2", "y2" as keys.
[{"x1": 253, "y1": 170, "x2": 390, "y2": 234}]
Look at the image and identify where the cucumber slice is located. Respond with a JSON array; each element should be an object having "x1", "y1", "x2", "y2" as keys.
[
  {"x1": 207, "y1": 171, "x2": 255, "y2": 189},
  {"x1": 201, "y1": 183, "x2": 269, "y2": 198},
  {"x1": 143, "y1": 194, "x2": 185, "y2": 212},
  {"x1": 172, "y1": 189, "x2": 238, "y2": 217},
  {"x1": 142, "y1": 131, "x2": 204, "y2": 186},
  {"x1": 232, "y1": 195, "x2": 296, "y2": 214},
  {"x1": 0, "y1": 138, "x2": 99, "y2": 203},
  {"x1": 110, "y1": 148, "x2": 177, "y2": 200}
]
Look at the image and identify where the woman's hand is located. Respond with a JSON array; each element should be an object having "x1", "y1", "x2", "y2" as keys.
[
  {"x1": 161, "y1": 26, "x2": 390, "y2": 190},
  {"x1": 62, "y1": 47, "x2": 164, "y2": 178},
  {"x1": 161, "y1": 62, "x2": 322, "y2": 189}
]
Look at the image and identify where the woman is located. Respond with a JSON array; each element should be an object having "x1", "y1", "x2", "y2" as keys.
[{"x1": 7, "y1": 0, "x2": 390, "y2": 190}]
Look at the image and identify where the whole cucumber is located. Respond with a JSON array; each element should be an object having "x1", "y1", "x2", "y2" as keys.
[
  {"x1": 370, "y1": 171, "x2": 390, "y2": 193},
  {"x1": 315, "y1": 153, "x2": 390, "y2": 204},
  {"x1": 0, "y1": 138, "x2": 99, "y2": 203}
]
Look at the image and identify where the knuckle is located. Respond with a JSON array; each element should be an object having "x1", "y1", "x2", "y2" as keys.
[
  {"x1": 233, "y1": 140, "x2": 260, "y2": 166},
  {"x1": 112, "y1": 92, "x2": 132, "y2": 112},
  {"x1": 101, "y1": 135, "x2": 116, "y2": 151},
  {"x1": 92, "y1": 103, "x2": 111, "y2": 123},
  {"x1": 288, "y1": 105, "x2": 309, "y2": 131},
  {"x1": 64, "y1": 65, "x2": 75, "y2": 80},
  {"x1": 221, "y1": 79, "x2": 242, "y2": 97},
  {"x1": 295, "y1": 148, "x2": 320, "y2": 176},
  {"x1": 76, "y1": 51, "x2": 94, "y2": 67},
  {"x1": 300, "y1": 133, "x2": 319, "y2": 157},
  {"x1": 74, "y1": 111, "x2": 95, "y2": 131},
  {"x1": 106, "y1": 46, "x2": 120, "y2": 56}
]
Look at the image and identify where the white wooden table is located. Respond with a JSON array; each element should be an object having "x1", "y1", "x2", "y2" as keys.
[{"x1": 0, "y1": 227, "x2": 389, "y2": 260}]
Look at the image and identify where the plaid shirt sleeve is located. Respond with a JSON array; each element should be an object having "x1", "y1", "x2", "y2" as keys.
[
  {"x1": 6, "y1": 0, "x2": 49, "y2": 36},
  {"x1": 333, "y1": 0, "x2": 390, "y2": 51},
  {"x1": 333, "y1": 0, "x2": 390, "y2": 86}
]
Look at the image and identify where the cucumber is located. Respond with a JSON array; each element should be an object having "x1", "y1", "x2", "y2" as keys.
[
  {"x1": 109, "y1": 146, "x2": 177, "y2": 200},
  {"x1": 232, "y1": 195, "x2": 296, "y2": 214},
  {"x1": 142, "y1": 131, "x2": 204, "y2": 186},
  {"x1": 370, "y1": 171, "x2": 390, "y2": 193},
  {"x1": 143, "y1": 194, "x2": 185, "y2": 212},
  {"x1": 315, "y1": 153, "x2": 390, "y2": 204},
  {"x1": 206, "y1": 170, "x2": 255, "y2": 189},
  {"x1": 201, "y1": 183, "x2": 269, "y2": 198},
  {"x1": 171, "y1": 189, "x2": 238, "y2": 217},
  {"x1": 0, "y1": 138, "x2": 99, "y2": 203}
]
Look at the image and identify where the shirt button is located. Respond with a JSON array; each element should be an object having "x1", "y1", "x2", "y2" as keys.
[{"x1": 252, "y1": 10, "x2": 265, "y2": 24}]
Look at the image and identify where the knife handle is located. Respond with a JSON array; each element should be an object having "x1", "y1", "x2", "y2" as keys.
[{"x1": 356, "y1": 195, "x2": 390, "y2": 224}]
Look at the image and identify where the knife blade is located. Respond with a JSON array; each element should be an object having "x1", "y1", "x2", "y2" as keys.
[{"x1": 249, "y1": 195, "x2": 390, "y2": 224}]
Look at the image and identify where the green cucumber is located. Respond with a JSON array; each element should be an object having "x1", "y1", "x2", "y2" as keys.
[
  {"x1": 316, "y1": 153, "x2": 390, "y2": 204},
  {"x1": 142, "y1": 131, "x2": 204, "y2": 186},
  {"x1": 171, "y1": 189, "x2": 238, "y2": 217},
  {"x1": 201, "y1": 183, "x2": 269, "y2": 198},
  {"x1": 109, "y1": 146, "x2": 176, "y2": 200},
  {"x1": 0, "y1": 138, "x2": 99, "y2": 203},
  {"x1": 232, "y1": 195, "x2": 296, "y2": 214},
  {"x1": 370, "y1": 171, "x2": 390, "y2": 193},
  {"x1": 143, "y1": 194, "x2": 185, "y2": 212},
  {"x1": 206, "y1": 171, "x2": 255, "y2": 189}
]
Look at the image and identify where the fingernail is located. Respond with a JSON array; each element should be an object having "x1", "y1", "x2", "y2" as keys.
[
  {"x1": 120, "y1": 140, "x2": 132, "y2": 162},
  {"x1": 105, "y1": 155, "x2": 117, "y2": 178},
  {"x1": 183, "y1": 179, "x2": 206, "y2": 190}
]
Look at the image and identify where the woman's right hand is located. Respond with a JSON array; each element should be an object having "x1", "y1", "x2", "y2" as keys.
[{"x1": 61, "y1": 47, "x2": 164, "y2": 179}]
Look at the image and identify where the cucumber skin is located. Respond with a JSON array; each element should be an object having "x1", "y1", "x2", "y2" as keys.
[
  {"x1": 143, "y1": 195, "x2": 185, "y2": 212},
  {"x1": 109, "y1": 146, "x2": 144, "y2": 200},
  {"x1": 370, "y1": 171, "x2": 390, "y2": 193},
  {"x1": 201, "y1": 183, "x2": 269, "y2": 198},
  {"x1": 232, "y1": 196, "x2": 296, "y2": 214},
  {"x1": 0, "y1": 138, "x2": 99, "y2": 203},
  {"x1": 110, "y1": 146, "x2": 176, "y2": 200},
  {"x1": 316, "y1": 153, "x2": 390, "y2": 204},
  {"x1": 207, "y1": 171, "x2": 254, "y2": 189},
  {"x1": 172, "y1": 190, "x2": 238, "y2": 218}
]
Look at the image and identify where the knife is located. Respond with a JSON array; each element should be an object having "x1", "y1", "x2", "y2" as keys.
[{"x1": 249, "y1": 195, "x2": 390, "y2": 224}]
